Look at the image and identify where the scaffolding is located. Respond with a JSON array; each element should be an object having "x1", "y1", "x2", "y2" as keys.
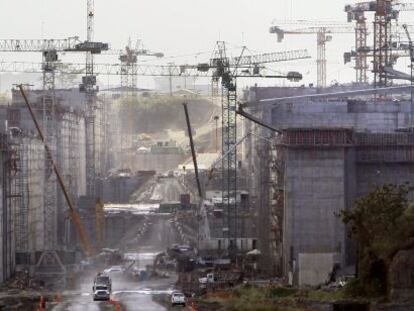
[
  {"x1": 1, "y1": 133, "x2": 16, "y2": 278},
  {"x1": 356, "y1": 132, "x2": 414, "y2": 162},
  {"x1": 68, "y1": 112, "x2": 81, "y2": 199},
  {"x1": 43, "y1": 93, "x2": 57, "y2": 250},
  {"x1": 12, "y1": 135, "x2": 29, "y2": 256},
  {"x1": 278, "y1": 128, "x2": 355, "y2": 147},
  {"x1": 27, "y1": 137, "x2": 48, "y2": 252},
  {"x1": 95, "y1": 97, "x2": 106, "y2": 177}
]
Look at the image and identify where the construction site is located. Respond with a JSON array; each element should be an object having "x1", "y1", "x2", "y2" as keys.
[{"x1": 0, "y1": 0, "x2": 413, "y2": 310}]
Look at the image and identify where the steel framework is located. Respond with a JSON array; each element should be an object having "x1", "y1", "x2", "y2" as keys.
[
  {"x1": 3, "y1": 134, "x2": 18, "y2": 279},
  {"x1": 345, "y1": 0, "x2": 414, "y2": 86},
  {"x1": 354, "y1": 13, "x2": 369, "y2": 83},
  {"x1": 119, "y1": 38, "x2": 163, "y2": 97},
  {"x1": 0, "y1": 50, "x2": 310, "y2": 77},
  {"x1": 84, "y1": 0, "x2": 97, "y2": 197},
  {"x1": 374, "y1": 0, "x2": 393, "y2": 87},
  {"x1": 211, "y1": 42, "x2": 238, "y2": 251}
]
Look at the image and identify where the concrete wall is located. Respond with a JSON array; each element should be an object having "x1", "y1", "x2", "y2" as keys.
[
  {"x1": 283, "y1": 147, "x2": 347, "y2": 283},
  {"x1": 356, "y1": 164, "x2": 414, "y2": 198},
  {"x1": 271, "y1": 101, "x2": 411, "y2": 133},
  {"x1": 134, "y1": 153, "x2": 185, "y2": 173},
  {"x1": 100, "y1": 174, "x2": 152, "y2": 203},
  {"x1": 298, "y1": 253, "x2": 338, "y2": 286},
  {"x1": 247, "y1": 87, "x2": 414, "y2": 285}
]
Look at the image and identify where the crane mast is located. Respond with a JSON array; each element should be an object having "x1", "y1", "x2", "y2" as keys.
[
  {"x1": 373, "y1": 0, "x2": 393, "y2": 87},
  {"x1": 354, "y1": 12, "x2": 369, "y2": 83},
  {"x1": 118, "y1": 39, "x2": 164, "y2": 168},
  {"x1": 119, "y1": 38, "x2": 164, "y2": 97},
  {"x1": 210, "y1": 42, "x2": 238, "y2": 252},
  {"x1": 84, "y1": 0, "x2": 97, "y2": 197},
  {"x1": 209, "y1": 42, "x2": 309, "y2": 256}
]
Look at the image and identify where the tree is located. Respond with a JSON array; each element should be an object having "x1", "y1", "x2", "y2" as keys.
[{"x1": 339, "y1": 184, "x2": 414, "y2": 298}]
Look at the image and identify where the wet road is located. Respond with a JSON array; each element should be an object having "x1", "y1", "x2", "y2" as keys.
[
  {"x1": 52, "y1": 172, "x2": 186, "y2": 310},
  {"x1": 135, "y1": 177, "x2": 186, "y2": 203},
  {"x1": 52, "y1": 217, "x2": 181, "y2": 311}
]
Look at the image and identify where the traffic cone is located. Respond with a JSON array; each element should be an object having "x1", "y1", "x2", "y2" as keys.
[{"x1": 38, "y1": 296, "x2": 46, "y2": 310}]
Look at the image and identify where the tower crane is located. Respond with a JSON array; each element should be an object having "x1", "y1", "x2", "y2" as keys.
[
  {"x1": 118, "y1": 38, "x2": 164, "y2": 96},
  {"x1": 208, "y1": 42, "x2": 308, "y2": 254},
  {"x1": 270, "y1": 20, "x2": 356, "y2": 88},
  {"x1": 0, "y1": 50, "x2": 310, "y2": 77},
  {"x1": 0, "y1": 37, "x2": 108, "y2": 91},
  {"x1": 345, "y1": 0, "x2": 414, "y2": 87},
  {"x1": 107, "y1": 38, "x2": 164, "y2": 168}
]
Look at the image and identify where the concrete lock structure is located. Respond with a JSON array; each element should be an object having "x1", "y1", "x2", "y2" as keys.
[{"x1": 244, "y1": 85, "x2": 414, "y2": 286}]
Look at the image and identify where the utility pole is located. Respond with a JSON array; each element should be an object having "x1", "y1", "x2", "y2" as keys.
[{"x1": 168, "y1": 62, "x2": 174, "y2": 96}]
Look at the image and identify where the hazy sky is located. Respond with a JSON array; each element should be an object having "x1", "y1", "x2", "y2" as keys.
[{"x1": 0, "y1": 1, "x2": 413, "y2": 89}]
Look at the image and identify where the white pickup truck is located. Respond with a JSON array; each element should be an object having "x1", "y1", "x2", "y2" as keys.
[{"x1": 199, "y1": 273, "x2": 217, "y2": 285}]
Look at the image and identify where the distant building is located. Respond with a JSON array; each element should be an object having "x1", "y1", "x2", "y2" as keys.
[{"x1": 134, "y1": 140, "x2": 186, "y2": 173}]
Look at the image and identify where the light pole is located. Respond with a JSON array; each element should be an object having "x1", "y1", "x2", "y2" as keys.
[
  {"x1": 214, "y1": 115, "x2": 219, "y2": 152},
  {"x1": 403, "y1": 24, "x2": 414, "y2": 131}
]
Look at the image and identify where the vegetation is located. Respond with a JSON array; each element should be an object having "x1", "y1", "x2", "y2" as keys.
[
  {"x1": 338, "y1": 183, "x2": 414, "y2": 298},
  {"x1": 202, "y1": 285, "x2": 344, "y2": 311},
  {"x1": 114, "y1": 95, "x2": 214, "y2": 134},
  {"x1": 0, "y1": 92, "x2": 10, "y2": 104},
  {"x1": 220, "y1": 286, "x2": 301, "y2": 311}
]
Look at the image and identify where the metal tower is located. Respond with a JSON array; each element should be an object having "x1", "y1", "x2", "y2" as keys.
[
  {"x1": 373, "y1": 0, "x2": 393, "y2": 87},
  {"x1": 42, "y1": 49, "x2": 58, "y2": 249},
  {"x1": 316, "y1": 30, "x2": 330, "y2": 88},
  {"x1": 119, "y1": 38, "x2": 163, "y2": 97},
  {"x1": 210, "y1": 42, "x2": 238, "y2": 251},
  {"x1": 84, "y1": 0, "x2": 97, "y2": 197},
  {"x1": 354, "y1": 12, "x2": 369, "y2": 83}
]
